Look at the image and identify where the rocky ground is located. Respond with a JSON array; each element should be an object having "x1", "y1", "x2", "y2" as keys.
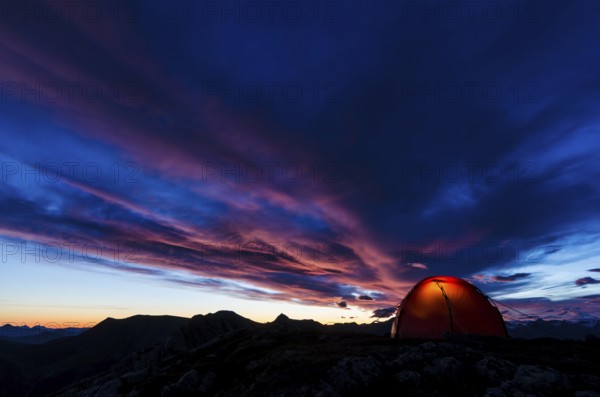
[
  {"x1": 2, "y1": 312, "x2": 599, "y2": 396},
  {"x1": 57, "y1": 330, "x2": 600, "y2": 396}
]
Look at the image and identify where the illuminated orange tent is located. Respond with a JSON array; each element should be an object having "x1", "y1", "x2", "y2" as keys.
[{"x1": 391, "y1": 276, "x2": 507, "y2": 339}]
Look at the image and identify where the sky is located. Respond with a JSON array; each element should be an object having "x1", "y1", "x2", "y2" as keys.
[{"x1": 1, "y1": 0, "x2": 600, "y2": 327}]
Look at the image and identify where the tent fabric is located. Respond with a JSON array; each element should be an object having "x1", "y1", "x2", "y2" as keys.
[{"x1": 391, "y1": 276, "x2": 507, "y2": 339}]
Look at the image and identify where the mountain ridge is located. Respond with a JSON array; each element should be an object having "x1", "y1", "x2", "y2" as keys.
[{"x1": 1, "y1": 311, "x2": 600, "y2": 396}]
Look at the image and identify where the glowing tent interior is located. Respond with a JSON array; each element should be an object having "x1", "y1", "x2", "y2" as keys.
[{"x1": 391, "y1": 276, "x2": 508, "y2": 339}]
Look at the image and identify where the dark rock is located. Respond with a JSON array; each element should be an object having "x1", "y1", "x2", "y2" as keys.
[
  {"x1": 505, "y1": 365, "x2": 571, "y2": 395},
  {"x1": 476, "y1": 356, "x2": 517, "y2": 383},
  {"x1": 573, "y1": 374, "x2": 600, "y2": 391},
  {"x1": 394, "y1": 370, "x2": 421, "y2": 386},
  {"x1": 176, "y1": 369, "x2": 200, "y2": 392},
  {"x1": 419, "y1": 341, "x2": 438, "y2": 351},
  {"x1": 424, "y1": 356, "x2": 464, "y2": 380},
  {"x1": 198, "y1": 371, "x2": 216, "y2": 393},
  {"x1": 94, "y1": 379, "x2": 121, "y2": 397},
  {"x1": 314, "y1": 383, "x2": 340, "y2": 397},
  {"x1": 392, "y1": 345, "x2": 436, "y2": 367},
  {"x1": 161, "y1": 384, "x2": 175, "y2": 397},
  {"x1": 484, "y1": 387, "x2": 508, "y2": 397},
  {"x1": 329, "y1": 356, "x2": 382, "y2": 392},
  {"x1": 121, "y1": 370, "x2": 146, "y2": 385},
  {"x1": 575, "y1": 391, "x2": 600, "y2": 397},
  {"x1": 161, "y1": 368, "x2": 216, "y2": 395}
]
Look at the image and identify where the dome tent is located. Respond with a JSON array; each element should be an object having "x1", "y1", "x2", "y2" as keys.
[{"x1": 391, "y1": 276, "x2": 507, "y2": 339}]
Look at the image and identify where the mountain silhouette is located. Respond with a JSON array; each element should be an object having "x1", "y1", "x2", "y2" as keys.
[
  {"x1": 180, "y1": 311, "x2": 261, "y2": 347},
  {"x1": 0, "y1": 315, "x2": 188, "y2": 396},
  {"x1": 0, "y1": 325, "x2": 86, "y2": 344},
  {"x1": 1, "y1": 312, "x2": 599, "y2": 396}
]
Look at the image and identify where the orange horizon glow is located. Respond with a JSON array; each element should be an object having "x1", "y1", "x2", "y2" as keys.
[{"x1": 1, "y1": 311, "x2": 382, "y2": 329}]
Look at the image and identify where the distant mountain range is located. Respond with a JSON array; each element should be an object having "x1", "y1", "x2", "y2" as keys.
[
  {"x1": 3, "y1": 314, "x2": 599, "y2": 345},
  {"x1": 1, "y1": 312, "x2": 599, "y2": 396},
  {"x1": 0, "y1": 324, "x2": 88, "y2": 344},
  {"x1": 507, "y1": 319, "x2": 600, "y2": 340}
]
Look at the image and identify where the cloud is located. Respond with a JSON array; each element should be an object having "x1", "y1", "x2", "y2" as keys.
[
  {"x1": 406, "y1": 263, "x2": 428, "y2": 270},
  {"x1": 470, "y1": 274, "x2": 490, "y2": 283},
  {"x1": 336, "y1": 301, "x2": 347, "y2": 308},
  {"x1": 575, "y1": 277, "x2": 600, "y2": 287},
  {"x1": 357, "y1": 295, "x2": 373, "y2": 301},
  {"x1": 580, "y1": 294, "x2": 600, "y2": 303},
  {"x1": 1, "y1": 0, "x2": 600, "y2": 322},
  {"x1": 371, "y1": 307, "x2": 396, "y2": 318},
  {"x1": 495, "y1": 296, "x2": 600, "y2": 322},
  {"x1": 493, "y1": 273, "x2": 531, "y2": 282},
  {"x1": 589, "y1": 269, "x2": 600, "y2": 273}
]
